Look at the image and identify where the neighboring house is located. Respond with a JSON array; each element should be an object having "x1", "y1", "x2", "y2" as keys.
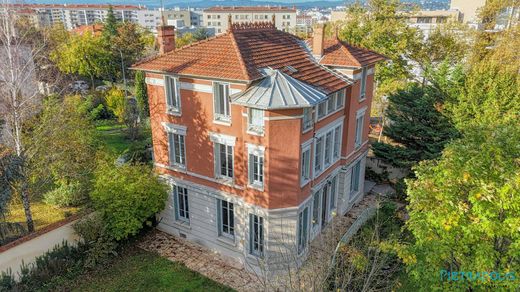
[{"x1": 132, "y1": 19, "x2": 385, "y2": 272}]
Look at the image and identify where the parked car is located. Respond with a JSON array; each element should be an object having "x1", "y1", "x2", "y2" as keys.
[
  {"x1": 95, "y1": 85, "x2": 110, "y2": 92},
  {"x1": 69, "y1": 80, "x2": 89, "y2": 92}
]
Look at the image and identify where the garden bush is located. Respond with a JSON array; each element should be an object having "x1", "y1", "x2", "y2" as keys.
[
  {"x1": 43, "y1": 181, "x2": 84, "y2": 207},
  {"x1": 90, "y1": 160, "x2": 168, "y2": 240}
]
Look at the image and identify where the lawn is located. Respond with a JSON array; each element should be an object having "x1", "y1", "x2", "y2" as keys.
[
  {"x1": 6, "y1": 200, "x2": 79, "y2": 231},
  {"x1": 95, "y1": 120, "x2": 131, "y2": 154},
  {"x1": 69, "y1": 249, "x2": 233, "y2": 292}
]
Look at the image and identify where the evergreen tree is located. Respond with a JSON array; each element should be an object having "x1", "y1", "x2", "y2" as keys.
[
  {"x1": 192, "y1": 27, "x2": 210, "y2": 41},
  {"x1": 102, "y1": 6, "x2": 119, "y2": 43},
  {"x1": 372, "y1": 84, "x2": 458, "y2": 169},
  {"x1": 134, "y1": 71, "x2": 149, "y2": 118}
]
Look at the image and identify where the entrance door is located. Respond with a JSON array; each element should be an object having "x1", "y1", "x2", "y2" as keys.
[{"x1": 321, "y1": 184, "x2": 328, "y2": 228}]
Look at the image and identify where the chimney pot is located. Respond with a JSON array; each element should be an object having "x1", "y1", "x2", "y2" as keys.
[
  {"x1": 157, "y1": 25, "x2": 175, "y2": 54},
  {"x1": 312, "y1": 23, "x2": 325, "y2": 57}
]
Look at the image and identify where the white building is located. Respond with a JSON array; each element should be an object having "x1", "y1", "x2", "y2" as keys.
[{"x1": 203, "y1": 6, "x2": 297, "y2": 34}]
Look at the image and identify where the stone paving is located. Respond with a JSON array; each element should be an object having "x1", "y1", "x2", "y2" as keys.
[{"x1": 138, "y1": 193, "x2": 380, "y2": 291}]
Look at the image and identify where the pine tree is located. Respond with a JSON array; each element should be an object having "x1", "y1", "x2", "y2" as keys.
[
  {"x1": 372, "y1": 84, "x2": 458, "y2": 169},
  {"x1": 102, "y1": 6, "x2": 119, "y2": 43}
]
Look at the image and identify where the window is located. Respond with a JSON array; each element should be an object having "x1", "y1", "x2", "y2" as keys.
[
  {"x1": 297, "y1": 207, "x2": 309, "y2": 254},
  {"x1": 329, "y1": 176, "x2": 337, "y2": 210},
  {"x1": 360, "y1": 67, "x2": 367, "y2": 99},
  {"x1": 312, "y1": 191, "x2": 320, "y2": 228},
  {"x1": 249, "y1": 214, "x2": 264, "y2": 257},
  {"x1": 333, "y1": 126, "x2": 341, "y2": 159},
  {"x1": 164, "y1": 123, "x2": 187, "y2": 169},
  {"x1": 317, "y1": 102, "x2": 326, "y2": 119},
  {"x1": 248, "y1": 108, "x2": 264, "y2": 134},
  {"x1": 165, "y1": 76, "x2": 181, "y2": 113},
  {"x1": 314, "y1": 123, "x2": 343, "y2": 177},
  {"x1": 327, "y1": 96, "x2": 335, "y2": 114},
  {"x1": 324, "y1": 132, "x2": 333, "y2": 165},
  {"x1": 302, "y1": 108, "x2": 312, "y2": 131},
  {"x1": 350, "y1": 161, "x2": 361, "y2": 195},
  {"x1": 217, "y1": 199, "x2": 235, "y2": 239},
  {"x1": 336, "y1": 90, "x2": 344, "y2": 108},
  {"x1": 174, "y1": 186, "x2": 189, "y2": 222},
  {"x1": 168, "y1": 132, "x2": 186, "y2": 168},
  {"x1": 213, "y1": 82, "x2": 230, "y2": 122},
  {"x1": 314, "y1": 137, "x2": 323, "y2": 173},
  {"x1": 215, "y1": 143, "x2": 233, "y2": 179},
  {"x1": 301, "y1": 143, "x2": 311, "y2": 185},
  {"x1": 248, "y1": 145, "x2": 264, "y2": 188},
  {"x1": 355, "y1": 112, "x2": 365, "y2": 148}
]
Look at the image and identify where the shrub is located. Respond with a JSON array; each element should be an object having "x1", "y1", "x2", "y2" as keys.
[
  {"x1": 122, "y1": 139, "x2": 153, "y2": 164},
  {"x1": 73, "y1": 213, "x2": 118, "y2": 268},
  {"x1": 43, "y1": 181, "x2": 84, "y2": 207},
  {"x1": 90, "y1": 161, "x2": 168, "y2": 240}
]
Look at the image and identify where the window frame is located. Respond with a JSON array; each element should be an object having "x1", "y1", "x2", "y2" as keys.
[
  {"x1": 360, "y1": 67, "x2": 368, "y2": 100},
  {"x1": 297, "y1": 206, "x2": 309, "y2": 254},
  {"x1": 213, "y1": 82, "x2": 231, "y2": 124},
  {"x1": 355, "y1": 109, "x2": 366, "y2": 149},
  {"x1": 302, "y1": 107, "x2": 313, "y2": 132},
  {"x1": 164, "y1": 75, "x2": 181, "y2": 115},
  {"x1": 350, "y1": 160, "x2": 361, "y2": 196},
  {"x1": 217, "y1": 199, "x2": 235, "y2": 240},
  {"x1": 163, "y1": 123, "x2": 187, "y2": 169},
  {"x1": 247, "y1": 108, "x2": 265, "y2": 135},
  {"x1": 173, "y1": 186, "x2": 189, "y2": 223},
  {"x1": 249, "y1": 214, "x2": 264, "y2": 257},
  {"x1": 300, "y1": 142, "x2": 312, "y2": 186},
  {"x1": 313, "y1": 121, "x2": 344, "y2": 178},
  {"x1": 215, "y1": 143, "x2": 234, "y2": 180},
  {"x1": 247, "y1": 144, "x2": 265, "y2": 189}
]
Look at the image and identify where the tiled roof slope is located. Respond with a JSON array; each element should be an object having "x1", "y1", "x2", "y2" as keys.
[
  {"x1": 308, "y1": 38, "x2": 387, "y2": 67},
  {"x1": 132, "y1": 23, "x2": 348, "y2": 94}
]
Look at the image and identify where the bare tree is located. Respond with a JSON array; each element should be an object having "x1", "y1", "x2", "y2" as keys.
[{"x1": 0, "y1": 1, "x2": 51, "y2": 232}]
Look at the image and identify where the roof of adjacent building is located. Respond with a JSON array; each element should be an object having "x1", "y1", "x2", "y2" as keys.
[
  {"x1": 204, "y1": 6, "x2": 296, "y2": 13},
  {"x1": 231, "y1": 68, "x2": 329, "y2": 109},
  {"x1": 307, "y1": 38, "x2": 387, "y2": 67},
  {"x1": 72, "y1": 24, "x2": 104, "y2": 36},
  {"x1": 133, "y1": 22, "x2": 349, "y2": 94}
]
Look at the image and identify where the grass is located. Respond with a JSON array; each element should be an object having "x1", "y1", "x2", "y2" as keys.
[
  {"x1": 68, "y1": 249, "x2": 234, "y2": 292},
  {"x1": 6, "y1": 200, "x2": 79, "y2": 231},
  {"x1": 95, "y1": 119, "x2": 131, "y2": 155}
]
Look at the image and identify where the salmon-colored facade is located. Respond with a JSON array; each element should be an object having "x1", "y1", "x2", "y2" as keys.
[{"x1": 135, "y1": 21, "x2": 385, "y2": 271}]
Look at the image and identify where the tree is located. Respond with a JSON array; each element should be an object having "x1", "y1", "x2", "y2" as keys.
[
  {"x1": 27, "y1": 95, "x2": 97, "y2": 205},
  {"x1": 338, "y1": 0, "x2": 421, "y2": 99},
  {"x1": 90, "y1": 160, "x2": 168, "y2": 240},
  {"x1": 52, "y1": 31, "x2": 110, "y2": 88},
  {"x1": 112, "y1": 22, "x2": 146, "y2": 81},
  {"x1": 192, "y1": 27, "x2": 210, "y2": 41},
  {"x1": 0, "y1": 3, "x2": 49, "y2": 232},
  {"x1": 104, "y1": 87, "x2": 126, "y2": 123},
  {"x1": 372, "y1": 84, "x2": 458, "y2": 169},
  {"x1": 401, "y1": 122, "x2": 520, "y2": 290},
  {"x1": 101, "y1": 6, "x2": 119, "y2": 43},
  {"x1": 176, "y1": 32, "x2": 195, "y2": 48},
  {"x1": 134, "y1": 70, "x2": 149, "y2": 119}
]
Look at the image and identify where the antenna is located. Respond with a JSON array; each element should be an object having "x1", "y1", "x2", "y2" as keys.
[{"x1": 160, "y1": 0, "x2": 165, "y2": 26}]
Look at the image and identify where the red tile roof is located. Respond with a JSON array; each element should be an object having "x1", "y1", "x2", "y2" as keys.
[
  {"x1": 72, "y1": 24, "x2": 104, "y2": 36},
  {"x1": 204, "y1": 6, "x2": 296, "y2": 13},
  {"x1": 133, "y1": 22, "x2": 348, "y2": 94},
  {"x1": 309, "y1": 38, "x2": 387, "y2": 67}
]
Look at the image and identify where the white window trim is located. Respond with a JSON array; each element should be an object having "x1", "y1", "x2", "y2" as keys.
[
  {"x1": 297, "y1": 206, "x2": 309, "y2": 255},
  {"x1": 302, "y1": 107, "x2": 313, "y2": 133},
  {"x1": 247, "y1": 108, "x2": 265, "y2": 136},
  {"x1": 300, "y1": 140, "x2": 313, "y2": 187},
  {"x1": 350, "y1": 160, "x2": 362, "y2": 199},
  {"x1": 173, "y1": 185, "x2": 190, "y2": 224},
  {"x1": 212, "y1": 81, "x2": 231, "y2": 125},
  {"x1": 209, "y1": 132, "x2": 236, "y2": 146},
  {"x1": 247, "y1": 143, "x2": 265, "y2": 190},
  {"x1": 359, "y1": 67, "x2": 368, "y2": 101},
  {"x1": 164, "y1": 75, "x2": 181, "y2": 115},
  {"x1": 217, "y1": 199, "x2": 235, "y2": 242},
  {"x1": 313, "y1": 119, "x2": 344, "y2": 179},
  {"x1": 316, "y1": 89, "x2": 346, "y2": 122},
  {"x1": 163, "y1": 122, "x2": 187, "y2": 169},
  {"x1": 249, "y1": 213, "x2": 265, "y2": 258},
  {"x1": 355, "y1": 107, "x2": 367, "y2": 149}
]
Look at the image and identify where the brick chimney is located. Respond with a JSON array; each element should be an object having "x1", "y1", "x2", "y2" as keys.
[
  {"x1": 157, "y1": 25, "x2": 175, "y2": 54},
  {"x1": 312, "y1": 23, "x2": 325, "y2": 57}
]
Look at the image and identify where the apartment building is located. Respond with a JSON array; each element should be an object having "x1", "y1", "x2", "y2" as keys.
[
  {"x1": 136, "y1": 9, "x2": 204, "y2": 34},
  {"x1": 203, "y1": 6, "x2": 297, "y2": 34},
  {"x1": 2, "y1": 4, "x2": 143, "y2": 30},
  {"x1": 132, "y1": 21, "x2": 385, "y2": 272}
]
